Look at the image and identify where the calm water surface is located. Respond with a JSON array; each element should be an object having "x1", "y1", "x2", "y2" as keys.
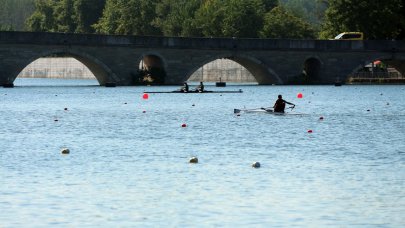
[{"x1": 1, "y1": 78, "x2": 404, "y2": 227}]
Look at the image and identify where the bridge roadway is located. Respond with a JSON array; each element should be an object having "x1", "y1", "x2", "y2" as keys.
[{"x1": 1, "y1": 31, "x2": 404, "y2": 86}]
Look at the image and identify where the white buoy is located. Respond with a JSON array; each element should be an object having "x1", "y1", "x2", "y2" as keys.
[
  {"x1": 61, "y1": 148, "x2": 70, "y2": 154},
  {"x1": 189, "y1": 157, "x2": 198, "y2": 163},
  {"x1": 252, "y1": 161, "x2": 260, "y2": 168}
]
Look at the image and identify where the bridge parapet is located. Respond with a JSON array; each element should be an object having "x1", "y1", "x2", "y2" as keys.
[{"x1": 1, "y1": 31, "x2": 404, "y2": 51}]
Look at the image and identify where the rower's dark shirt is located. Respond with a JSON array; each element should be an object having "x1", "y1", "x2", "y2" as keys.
[{"x1": 274, "y1": 98, "x2": 286, "y2": 112}]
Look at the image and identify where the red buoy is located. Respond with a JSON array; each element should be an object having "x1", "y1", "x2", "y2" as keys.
[
  {"x1": 319, "y1": 116, "x2": 324, "y2": 120},
  {"x1": 297, "y1": 93, "x2": 303, "y2": 98},
  {"x1": 307, "y1": 129, "x2": 313, "y2": 133},
  {"x1": 142, "y1": 93, "x2": 149, "y2": 100},
  {"x1": 181, "y1": 123, "x2": 187, "y2": 128},
  {"x1": 142, "y1": 110, "x2": 146, "y2": 113}
]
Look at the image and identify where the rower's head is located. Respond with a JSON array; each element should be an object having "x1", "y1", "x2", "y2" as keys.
[{"x1": 278, "y1": 95, "x2": 282, "y2": 99}]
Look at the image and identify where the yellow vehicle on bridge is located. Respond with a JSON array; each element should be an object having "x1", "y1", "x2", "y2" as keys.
[{"x1": 334, "y1": 32, "x2": 364, "y2": 40}]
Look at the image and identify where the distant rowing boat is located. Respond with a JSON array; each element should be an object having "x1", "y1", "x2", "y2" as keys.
[
  {"x1": 234, "y1": 108, "x2": 285, "y2": 115},
  {"x1": 234, "y1": 106, "x2": 306, "y2": 116},
  {"x1": 145, "y1": 89, "x2": 243, "y2": 94}
]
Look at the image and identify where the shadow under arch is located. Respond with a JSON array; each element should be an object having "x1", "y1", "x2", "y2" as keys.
[
  {"x1": 303, "y1": 57, "x2": 322, "y2": 84},
  {"x1": 136, "y1": 53, "x2": 167, "y2": 85},
  {"x1": 14, "y1": 49, "x2": 115, "y2": 86},
  {"x1": 349, "y1": 55, "x2": 405, "y2": 82},
  {"x1": 185, "y1": 54, "x2": 283, "y2": 84}
]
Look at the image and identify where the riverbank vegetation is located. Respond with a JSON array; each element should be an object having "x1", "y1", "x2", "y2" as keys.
[{"x1": 0, "y1": 0, "x2": 404, "y2": 40}]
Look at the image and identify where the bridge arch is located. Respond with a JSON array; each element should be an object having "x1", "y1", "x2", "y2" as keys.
[
  {"x1": 185, "y1": 53, "x2": 283, "y2": 84},
  {"x1": 348, "y1": 54, "x2": 405, "y2": 83},
  {"x1": 14, "y1": 49, "x2": 115, "y2": 86},
  {"x1": 137, "y1": 53, "x2": 167, "y2": 85},
  {"x1": 303, "y1": 56, "x2": 323, "y2": 83}
]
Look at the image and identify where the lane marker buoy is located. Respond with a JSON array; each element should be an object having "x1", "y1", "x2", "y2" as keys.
[
  {"x1": 61, "y1": 148, "x2": 70, "y2": 154},
  {"x1": 252, "y1": 162, "x2": 261, "y2": 168},
  {"x1": 189, "y1": 157, "x2": 198, "y2": 163}
]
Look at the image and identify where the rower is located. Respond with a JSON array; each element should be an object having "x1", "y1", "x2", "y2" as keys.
[
  {"x1": 195, "y1": 81, "x2": 204, "y2": 92},
  {"x1": 273, "y1": 94, "x2": 295, "y2": 113},
  {"x1": 181, "y1": 82, "x2": 189, "y2": 92}
]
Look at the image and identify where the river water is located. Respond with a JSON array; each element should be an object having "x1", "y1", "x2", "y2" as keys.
[{"x1": 1, "y1": 78, "x2": 404, "y2": 227}]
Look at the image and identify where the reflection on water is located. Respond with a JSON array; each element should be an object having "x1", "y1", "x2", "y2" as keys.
[{"x1": 0, "y1": 78, "x2": 404, "y2": 227}]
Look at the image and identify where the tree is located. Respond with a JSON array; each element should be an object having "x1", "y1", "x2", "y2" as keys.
[
  {"x1": 398, "y1": 0, "x2": 405, "y2": 39},
  {"x1": 54, "y1": 0, "x2": 76, "y2": 33},
  {"x1": 94, "y1": 0, "x2": 160, "y2": 35},
  {"x1": 260, "y1": 6, "x2": 316, "y2": 39},
  {"x1": 153, "y1": 0, "x2": 202, "y2": 37},
  {"x1": 0, "y1": 24, "x2": 13, "y2": 31},
  {"x1": 195, "y1": 0, "x2": 267, "y2": 38},
  {"x1": 27, "y1": 0, "x2": 106, "y2": 33},
  {"x1": 279, "y1": 0, "x2": 328, "y2": 30},
  {"x1": 26, "y1": 0, "x2": 56, "y2": 32},
  {"x1": 320, "y1": 0, "x2": 405, "y2": 40},
  {"x1": 0, "y1": 0, "x2": 35, "y2": 31},
  {"x1": 73, "y1": 0, "x2": 106, "y2": 33},
  {"x1": 221, "y1": 0, "x2": 266, "y2": 37},
  {"x1": 263, "y1": 0, "x2": 278, "y2": 11}
]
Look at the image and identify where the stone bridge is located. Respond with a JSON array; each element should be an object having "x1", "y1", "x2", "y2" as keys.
[{"x1": 1, "y1": 31, "x2": 404, "y2": 86}]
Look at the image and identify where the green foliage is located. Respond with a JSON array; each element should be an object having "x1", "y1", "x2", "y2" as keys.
[
  {"x1": 54, "y1": 0, "x2": 75, "y2": 33},
  {"x1": 153, "y1": 0, "x2": 202, "y2": 37},
  {"x1": 320, "y1": 0, "x2": 405, "y2": 39},
  {"x1": 26, "y1": 0, "x2": 56, "y2": 32},
  {"x1": 260, "y1": 6, "x2": 316, "y2": 39},
  {"x1": 195, "y1": 0, "x2": 267, "y2": 38},
  {"x1": 73, "y1": 0, "x2": 106, "y2": 33},
  {"x1": 94, "y1": 0, "x2": 160, "y2": 35},
  {"x1": 400, "y1": 0, "x2": 405, "y2": 39},
  {"x1": 0, "y1": 24, "x2": 13, "y2": 31},
  {"x1": 279, "y1": 0, "x2": 328, "y2": 29},
  {"x1": 0, "y1": 0, "x2": 35, "y2": 31},
  {"x1": 26, "y1": 0, "x2": 105, "y2": 33}
]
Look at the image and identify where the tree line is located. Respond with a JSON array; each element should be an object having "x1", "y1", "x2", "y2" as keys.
[
  {"x1": 1, "y1": 0, "x2": 404, "y2": 40},
  {"x1": 0, "y1": 0, "x2": 35, "y2": 30}
]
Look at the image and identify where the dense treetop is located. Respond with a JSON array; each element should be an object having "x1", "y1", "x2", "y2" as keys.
[
  {"x1": 0, "y1": 0, "x2": 404, "y2": 40},
  {"x1": 320, "y1": 0, "x2": 405, "y2": 40}
]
